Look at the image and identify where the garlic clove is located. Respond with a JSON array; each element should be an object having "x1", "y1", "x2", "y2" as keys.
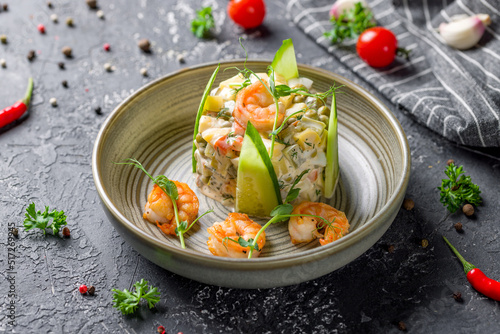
[
  {"x1": 438, "y1": 14, "x2": 491, "y2": 50},
  {"x1": 329, "y1": 0, "x2": 369, "y2": 19}
]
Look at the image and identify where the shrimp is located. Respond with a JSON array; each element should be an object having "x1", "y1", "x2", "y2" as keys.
[
  {"x1": 143, "y1": 182, "x2": 199, "y2": 235},
  {"x1": 207, "y1": 212, "x2": 266, "y2": 258},
  {"x1": 288, "y1": 202, "x2": 349, "y2": 245},
  {"x1": 233, "y1": 80, "x2": 285, "y2": 132}
]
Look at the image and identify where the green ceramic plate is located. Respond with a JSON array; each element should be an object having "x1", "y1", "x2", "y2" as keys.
[{"x1": 92, "y1": 61, "x2": 411, "y2": 289}]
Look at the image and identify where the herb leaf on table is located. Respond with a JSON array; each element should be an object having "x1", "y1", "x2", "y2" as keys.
[
  {"x1": 191, "y1": 6, "x2": 215, "y2": 39},
  {"x1": 23, "y1": 203, "x2": 67, "y2": 235},
  {"x1": 438, "y1": 163, "x2": 482, "y2": 213},
  {"x1": 324, "y1": 2, "x2": 375, "y2": 44},
  {"x1": 112, "y1": 279, "x2": 160, "y2": 315}
]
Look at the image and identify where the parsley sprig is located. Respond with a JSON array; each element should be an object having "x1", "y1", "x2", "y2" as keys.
[
  {"x1": 438, "y1": 163, "x2": 482, "y2": 213},
  {"x1": 23, "y1": 203, "x2": 67, "y2": 235},
  {"x1": 116, "y1": 158, "x2": 212, "y2": 249},
  {"x1": 112, "y1": 279, "x2": 160, "y2": 315},
  {"x1": 191, "y1": 6, "x2": 215, "y2": 39},
  {"x1": 324, "y1": 2, "x2": 375, "y2": 44}
]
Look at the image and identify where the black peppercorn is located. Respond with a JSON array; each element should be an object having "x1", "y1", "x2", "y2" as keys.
[
  {"x1": 86, "y1": 0, "x2": 98, "y2": 9},
  {"x1": 58, "y1": 62, "x2": 65, "y2": 69},
  {"x1": 3, "y1": 3, "x2": 8, "y2": 11},
  {"x1": 27, "y1": 50, "x2": 36, "y2": 62},
  {"x1": 88, "y1": 285, "x2": 96, "y2": 295},
  {"x1": 61, "y1": 80, "x2": 68, "y2": 88},
  {"x1": 62, "y1": 226, "x2": 70, "y2": 237},
  {"x1": 454, "y1": 222, "x2": 463, "y2": 233},
  {"x1": 402, "y1": 198, "x2": 414, "y2": 211},
  {"x1": 397, "y1": 321, "x2": 407, "y2": 331},
  {"x1": 11, "y1": 227, "x2": 19, "y2": 238},
  {"x1": 94, "y1": 106, "x2": 102, "y2": 115},
  {"x1": 453, "y1": 292, "x2": 463, "y2": 302}
]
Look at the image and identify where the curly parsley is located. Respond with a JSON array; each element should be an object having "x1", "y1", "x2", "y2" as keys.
[
  {"x1": 191, "y1": 6, "x2": 215, "y2": 39},
  {"x1": 23, "y1": 203, "x2": 67, "y2": 235},
  {"x1": 112, "y1": 279, "x2": 160, "y2": 315},
  {"x1": 438, "y1": 163, "x2": 482, "y2": 213},
  {"x1": 324, "y1": 2, "x2": 375, "y2": 44}
]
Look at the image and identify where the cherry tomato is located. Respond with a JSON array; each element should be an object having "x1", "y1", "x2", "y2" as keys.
[
  {"x1": 356, "y1": 27, "x2": 397, "y2": 67},
  {"x1": 227, "y1": 0, "x2": 266, "y2": 29}
]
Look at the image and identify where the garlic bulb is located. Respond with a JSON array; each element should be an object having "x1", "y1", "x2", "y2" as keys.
[
  {"x1": 329, "y1": 0, "x2": 369, "y2": 19},
  {"x1": 438, "y1": 14, "x2": 491, "y2": 50}
]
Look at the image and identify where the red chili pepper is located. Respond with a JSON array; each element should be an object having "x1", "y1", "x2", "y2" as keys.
[
  {"x1": 443, "y1": 236, "x2": 500, "y2": 301},
  {"x1": 0, "y1": 78, "x2": 34, "y2": 129}
]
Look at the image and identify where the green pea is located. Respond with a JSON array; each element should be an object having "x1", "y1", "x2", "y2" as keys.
[
  {"x1": 305, "y1": 109, "x2": 317, "y2": 118},
  {"x1": 319, "y1": 115, "x2": 329, "y2": 124},
  {"x1": 196, "y1": 133, "x2": 205, "y2": 143},
  {"x1": 293, "y1": 95, "x2": 305, "y2": 103}
]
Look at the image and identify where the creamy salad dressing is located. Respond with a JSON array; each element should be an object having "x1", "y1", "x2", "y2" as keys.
[{"x1": 194, "y1": 73, "x2": 331, "y2": 208}]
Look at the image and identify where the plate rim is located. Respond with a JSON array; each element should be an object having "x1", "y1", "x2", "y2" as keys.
[{"x1": 92, "y1": 59, "x2": 411, "y2": 269}]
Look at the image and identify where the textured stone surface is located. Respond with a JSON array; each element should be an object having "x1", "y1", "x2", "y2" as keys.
[{"x1": 1, "y1": 0, "x2": 499, "y2": 333}]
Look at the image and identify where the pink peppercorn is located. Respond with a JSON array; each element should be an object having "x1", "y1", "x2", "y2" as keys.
[
  {"x1": 38, "y1": 24, "x2": 46, "y2": 34},
  {"x1": 103, "y1": 43, "x2": 110, "y2": 51},
  {"x1": 79, "y1": 284, "x2": 88, "y2": 294}
]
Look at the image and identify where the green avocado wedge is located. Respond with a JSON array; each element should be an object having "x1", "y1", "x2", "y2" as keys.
[
  {"x1": 270, "y1": 39, "x2": 299, "y2": 80},
  {"x1": 235, "y1": 122, "x2": 282, "y2": 217},
  {"x1": 192, "y1": 64, "x2": 220, "y2": 173},
  {"x1": 324, "y1": 90, "x2": 339, "y2": 198}
]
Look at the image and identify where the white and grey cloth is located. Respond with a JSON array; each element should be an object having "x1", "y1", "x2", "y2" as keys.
[{"x1": 288, "y1": 0, "x2": 500, "y2": 147}]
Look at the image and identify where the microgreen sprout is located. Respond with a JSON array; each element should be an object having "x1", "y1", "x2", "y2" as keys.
[{"x1": 115, "y1": 158, "x2": 212, "y2": 249}]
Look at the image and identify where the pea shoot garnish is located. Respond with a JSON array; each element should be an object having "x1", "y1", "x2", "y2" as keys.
[
  {"x1": 324, "y1": 2, "x2": 375, "y2": 44},
  {"x1": 438, "y1": 163, "x2": 482, "y2": 213},
  {"x1": 229, "y1": 170, "x2": 335, "y2": 259},
  {"x1": 116, "y1": 158, "x2": 213, "y2": 249}
]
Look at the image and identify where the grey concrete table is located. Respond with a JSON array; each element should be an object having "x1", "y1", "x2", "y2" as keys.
[{"x1": 1, "y1": 1, "x2": 499, "y2": 333}]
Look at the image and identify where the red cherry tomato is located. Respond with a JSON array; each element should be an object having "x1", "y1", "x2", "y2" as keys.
[
  {"x1": 227, "y1": 0, "x2": 266, "y2": 29},
  {"x1": 356, "y1": 27, "x2": 398, "y2": 67}
]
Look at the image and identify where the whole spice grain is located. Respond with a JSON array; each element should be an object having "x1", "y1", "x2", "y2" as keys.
[
  {"x1": 462, "y1": 204, "x2": 474, "y2": 216},
  {"x1": 66, "y1": 17, "x2": 74, "y2": 27},
  {"x1": 387, "y1": 244, "x2": 395, "y2": 253},
  {"x1": 157, "y1": 326, "x2": 165, "y2": 333},
  {"x1": 447, "y1": 159, "x2": 455, "y2": 166},
  {"x1": 50, "y1": 14, "x2": 58, "y2": 22},
  {"x1": 138, "y1": 39, "x2": 151, "y2": 52},
  {"x1": 453, "y1": 291, "x2": 463, "y2": 302},
  {"x1": 94, "y1": 106, "x2": 102, "y2": 115},
  {"x1": 11, "y1": 227, "x2": 19, "y2": 238},
  {"x1": 61, "y1": 80, "x2": 68, "y2": 88},
  {"x1": 140, "y1": 67, "x2": 148, "y2": 76},
  {"x1": 62, "y1": 226, "x2": 70, "y2": 237},
  {"x1": 58, "y1": 61, "x2": 65, "y2": 69},
  {"x1": 27, "y1": 50, "x2": 36, "y2": 62},
  {"x1": 37, "y1": 24, "x2": 46, "y2": 34},
  {"x1": 62, "y1": 46, "x2": 72, "y2": 57},
  {"x1": 402, "y1": 198, "x2": 414, "y2": 211},
  {"x1": 397, "y1": 321, "x2": 407, "y2": 331},
  {"x1": 454, "y1": 222, "x2": 463, "y2": 232},
  {"x1": 86, "y1": 0, "x2": 98, "y2": 9},
  {"x1": 79, "y1": 284, "x2": 88, "y2": 294},
  {"x1": 47, "y1": 1, "x2": 53, "y2": 8},
  {"x1": 0, "y1": 58, "x2": 6, "y2": 68},
  {"x1": 103, "y1": 62, "x2": 112, "y2": 72},
  {"x1": 2, "y1": 3, "x2": 7, "y2": 11},
  {"x1": 49, "y1": 97, "x2": 57, "y2": 106},
  {"x1": 177, "y1": 54, "x2": 185, "y2": 63},
  {"x1": 88, "y1": 285, "x2": 96, "y2": 296},
  {"x1": 96, "y1": 10, "x2": 104, "y2": 19},
  {"x1": 103, "y1": 43, "x2": 110, "y2": 51},
  {"x1": 0, "y1": 34, "x2": 7, "y2": 44}
]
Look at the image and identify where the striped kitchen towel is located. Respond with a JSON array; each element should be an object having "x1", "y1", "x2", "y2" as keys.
[{"x1": 288, "y1": 0, "x2": 500, "y2": 147}]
